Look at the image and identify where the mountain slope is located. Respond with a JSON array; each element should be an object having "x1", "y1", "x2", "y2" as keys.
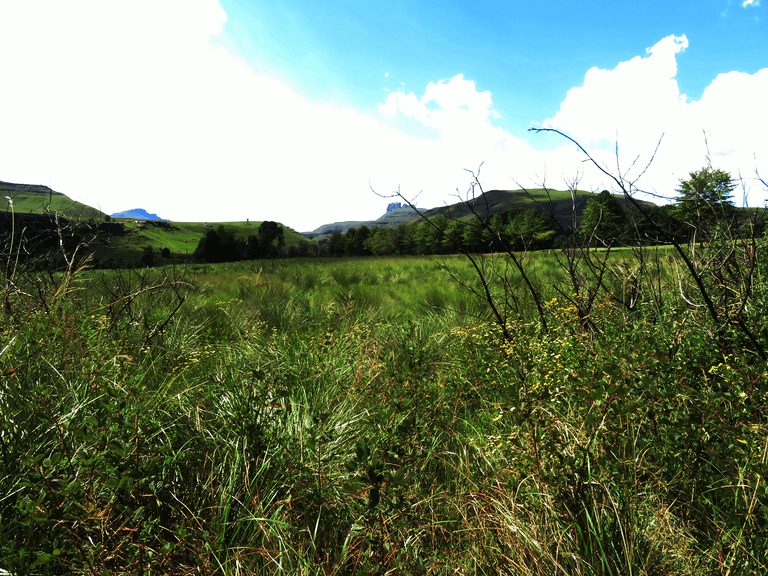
[
  {"x1": 303, "y1": 188, "x2": 656, "y2": 242},
  {"x1": 1, "y1": 180, "x2": 106, "y2": 220},
  {"x1": 0, "y1": 179, "x2": 311, "y2": 266}
]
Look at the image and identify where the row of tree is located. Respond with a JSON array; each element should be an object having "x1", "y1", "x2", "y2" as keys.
[
  {"x1": 186, "y1": 167, "x2": 760, "y2": 264},
  {"x1": 323, "y1": 207, "x2": 557, "y2": 258},
  {"x1": 578, "y1": 167, "x2": 744, "y2": 247},
  {"x1": 193, "y1": 221, "x2": 285, "y2": 263},
  {"x1": 323, "y1": 167, "x2": 762, "y2": 258}
]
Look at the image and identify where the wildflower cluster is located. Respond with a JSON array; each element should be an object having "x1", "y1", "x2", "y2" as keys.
[
  {"x1": 545, "y1": 297, "x2": 577, "y2": 322},
  {"x1": 215, "y1": 297, "x2": 243, "y2": 315},
  {"x1": 707, "y1": 353, "x2": 734, "y2": 375},
  {"x1": 172, "y1": 342, "x2": 219, "y2": 375}
]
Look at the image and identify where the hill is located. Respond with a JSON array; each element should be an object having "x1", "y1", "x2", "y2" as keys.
[
  {"x1": 1, "y1": 180, "x2": 106, "y2": 220},
  {"x1": 2, "y1": 178, "x2": 667, "y2": 265},
  {"x1": 301, "y1": 206, "x2": 420, "y2": 239},
  {"x1": 303, "y1": 188, "x2": 656, "y2": 243},
  {"x1": 1, "y1": 179, "x2": 312, "y2": 267},
  {"x1": 87, "y1": 219, "x2": 310, "y2": 266}
]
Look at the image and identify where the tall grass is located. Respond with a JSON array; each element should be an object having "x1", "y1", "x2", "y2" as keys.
[{"x1": 1, "y1": 246, "x2": 767, "y2": 574}]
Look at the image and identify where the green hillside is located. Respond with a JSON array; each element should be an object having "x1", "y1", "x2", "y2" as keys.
[
  {"x1": 417, "y1": 188, "x2": 654, "y2": 231},
  {"x1": 2, "y1": 178, "x2": 663, "y2": 265},
  {"x1": 1, "y1": 179, "x2": 312, "y2": 266},
  {"x1": 304, "y1": 188, "x2": 653, "y2": 244},
  {"x1": 1, "y1": 180, "x2": 106, "y2": 220},
  {"x1": 89, "y1": 219, "x2": 310, "y2": 264}
]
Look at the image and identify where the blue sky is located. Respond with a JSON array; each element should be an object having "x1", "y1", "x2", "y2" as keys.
[
  {"x1": 218, "y1": 0, "x2": 764, "y2": 125},
  {"x1": 1, "y1": 0, "x2": 766, "y2": 230}
]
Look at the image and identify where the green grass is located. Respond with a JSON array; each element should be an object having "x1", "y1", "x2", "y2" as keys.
[{"x1": 2, "y1": 239, "x2": 768, "y2": 574}]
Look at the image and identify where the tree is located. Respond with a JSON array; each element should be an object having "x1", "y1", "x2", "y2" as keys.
[
  {"x1": 258, "y1": 221, "x2": 285, "y2": 258},
  {"x1": 354, "y1": 225, "x2": 372, "y2": 256},
  {"x1": 194, "y1": 227, "x2": 224, "y2": 262},
  {"x1": 638, "y1": 203, "x2": 680, "y2": 243},
  {"x1": 327, "y1": 231, "x2": 345, "y2": 257},
  {"x1": 442, "y1": 220, "x2": 464, "y2": 254},
  {"x1": 673, "y1": 167, "x2": 736, "y2": 230},
  {"x1": 579, "y1": 190, "x2": 627, "y2": 246},
  {"x1": 194, "y1": 226, "x2": 241, "y2": 262},
  {"x1": 507, "y1": 208, "x2": 555, "y2": 250},
  {"x1": 139, "y1": 246, "x2": 156, "y2": 267},
  {"x1": 343, "y1": 227, "x2": 359, "y2": 256},
  {"x1": 416, "y1": 215, "x2": 449, "y2": 254},
  {"x1": 365, "y1": 226, "x2": 398, "y2": 256},
  {"x1": 462, "y1": 220, "x2": 486, "y2": 253},
  {"x1": 245, "y1": 235, "x2": 260, "y2": 259}
]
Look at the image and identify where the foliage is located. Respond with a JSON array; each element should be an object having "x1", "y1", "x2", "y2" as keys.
[
  {"x1": 0, "y1": 180, "x2": 105, "y2": 220},
  {"x1": 193, "y1": 222, "x2": 286, "y2": 263},
  {"x1": 579, "y1": 190, "x2": 628, "y2": 245},
  {"x1": 257, "y1": 220, "x2": 285, "y2": 258},
  {"x1": 673, "y1": 166, "x2": 736, "y2": 230},
  {"x1": 3, "y1": 238, "x2": 767, "y2": 575},
  {"x1": 3, "y1": 151, "x2": 768, "y2": 574}
]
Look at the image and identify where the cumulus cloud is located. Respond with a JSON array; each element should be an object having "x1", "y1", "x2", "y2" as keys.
[
  {"x1": 1, "y1": 3, "x2": 766, "y2": 231},
  {"x1": 0, "y1": 3, "x2": 555, "y2": 231},
  {"x1": 543, "y1": 35, "x2": 768, "y2": 205},
  {"x1": 376, "y1": 75, "x2": 571, "y2": 200},
  {"x1": 743, "y1": 0, "x2": 760, "y2": 8},
  {"x1": 544, "y1": 36, "x2": 689, "y2": 149},
  {"x1": 378, "y1": 41, "x2": 768, "y2": 207},
  {"x1": 380, "y1": 75, "x2": 502, "y2": 140},
  {"x1": 0, "y1": 1, "x2": 441, "y2": 229}
]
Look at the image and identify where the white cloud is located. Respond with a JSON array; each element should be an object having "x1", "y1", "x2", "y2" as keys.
[
  {"x1": 0, "y1": 1, "x2": 448, "y2": 230},
  {"x1": 743, "y1": 0, "x2": 760, "y2": 8},
  {"x1": 376, "y1": 75, "x2": 560, "y2": 199},
  {"x1": 543, "y1": 35, "x2": 768, "y2": 205},
  {"x1": 0, "y1": 3, "x2": 563, "y2": 231},
  {"x1": 544, "y1": 36, "x2": 689, "y2": 149},
  {"x1": 380, "y1": 75, "x2": 501, "y2": 140},
  {"x1": 1, "y1": 4, "x2": 765, "y2": 233}
]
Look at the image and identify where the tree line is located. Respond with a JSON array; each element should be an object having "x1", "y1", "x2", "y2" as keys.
[
  {"x1": 323, "y1": 207, "x2": 557, "y2": 258},
  {"x1": 186, "y1": 167, "x2": 764, "y2": 264},
  {"x1": 193, "y1": 221, "x2": 287, "y2": 263},
  {"x1": 577, "y1": 166, "x2": 746, "y2": 246}
]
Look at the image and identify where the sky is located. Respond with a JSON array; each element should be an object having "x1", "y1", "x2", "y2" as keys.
[{"x1": 0, "y1": 0, "x2": 766, "y2": 232}]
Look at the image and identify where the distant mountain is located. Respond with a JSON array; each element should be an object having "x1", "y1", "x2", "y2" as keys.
[
  {"x1": 110, "y1": 208, "x2": 168, "y2": 221},
  {"x1": 301, "y1": 205, "x2": 421, "y2": 239}
]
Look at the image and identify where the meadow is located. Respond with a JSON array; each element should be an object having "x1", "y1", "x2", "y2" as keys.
[{"x1": 1, "y1": 241, "x2": 768, "y2": 574}]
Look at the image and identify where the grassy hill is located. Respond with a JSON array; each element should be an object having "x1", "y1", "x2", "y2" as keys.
[
  {"x1": 1, "y1": 180, "x2": 106, "y2": 220},
  {"x1": 302, "y1": 206, "x2": 421, "y2": 239},
  {"x1": 3, "y1": 177, "x2": 667, "y2": 265},
  {"x1": 416, "y1": 188, "x2": 657, "y2": 232},
  {"x1": 0, "y1": 179, "x2": 312, "y2": 266},
  {"x1": 89, "y1": 219, "x2": 310, "y2": 265},
  {"x1": 304, "y1": 188, "x2": 655, "y2": 243}
]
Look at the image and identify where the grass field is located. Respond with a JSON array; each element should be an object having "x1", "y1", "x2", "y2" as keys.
[{"x1": 2, "y1": 234, "x2": 768, "y2": 574}]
